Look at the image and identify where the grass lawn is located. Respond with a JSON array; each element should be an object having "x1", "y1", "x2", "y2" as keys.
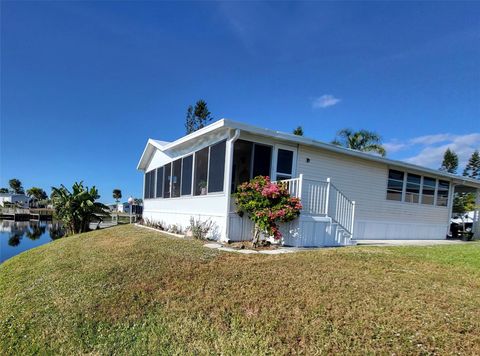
[{"x1": 1, "y1": 225, "x2": 480, "y2": 354}]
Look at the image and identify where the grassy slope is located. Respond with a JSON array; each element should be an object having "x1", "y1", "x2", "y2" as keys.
[{"x1": 1, "y1": 225, "x2": 480, "y2": 355}]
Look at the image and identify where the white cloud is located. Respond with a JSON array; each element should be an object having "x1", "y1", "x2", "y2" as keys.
[
  {"x1": 385, "y1": 133, "x2": 480, "y2": 169},
  {"x1": 409, "y1": 133, "x2": 455, "y2": 145},
  {"x1": 312, "y1": 95, "x2": 341, "y2": 109},
  {"x1": 383, "y1": 141, "x2": 408, "y2": 153}
]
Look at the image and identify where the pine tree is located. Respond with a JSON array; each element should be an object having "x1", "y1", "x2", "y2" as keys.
[
  {"x1": 293, "y1": 126, "x2": 304, "y2": 136},
  {"x1": 439, "y1": 148, "x2": 458, "y2": 174},
  {"x1": 185, "y1": 100, "x2": 213, "y2": 134},
  {"x1": 185, "y1": 105, "x2": 194, "y2": 134},
  {"x1": 463, "y1": 150, "x2": 480, "y2": 179}
]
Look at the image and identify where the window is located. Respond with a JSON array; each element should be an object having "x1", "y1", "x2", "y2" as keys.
[
  {"x1": 437, "y1": 180, "x2": 449, "y2": 206},
  {"x1": 252, "y1": 144, "x2": 272, "y2": 178},
  {"x1": 163, "y1": 163, "x2": 171, "y2": 198},
  {"x1": 208, "y1": 141, "x2": 226, "y2": 193},
  {"x1": 171, "y1": 159, "x2": 182, "y2": 198},
  {"x1": 181, "y1": 155, "x2": 193, "y2": 195},
  {"x1": 405, "y1": 173, "x2": 421, "y2": 203},
  {"x1": 386, "y1": 168, "x2": 449, "y2": 207},
  {"x1": 387, "y1": 169, "x2": 404, "y2": 201},
  {"x1": 194, "y1": 147, "x2": 209, "y2": 195},
  {"x1": 156, "y1": 167, "x2": 164, "y2": 198},
  {"x1": 276, "y1": 149, "x2": 294, "y2": 180},
  {"x1": 422, "y1": 177, "x2": 436, "y2": 205}
]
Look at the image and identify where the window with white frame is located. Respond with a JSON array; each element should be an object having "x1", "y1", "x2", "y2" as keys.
[
  {"x1": 386, "y1": 169, "x2": 404, "y2": 201},
  {"x1": 422, "y1": 177, "x2": 436, "y2": 205},
  {"x1": 386, "y1": 169, "x2": 450, "y2": 207},
  {"x1": 276, "y1": 149, "x2": 294, "y2": 180},
  {"x1": 405, "y1": 173, "x2": 421, "y2": 203},
  {"x1": 436, "y1": 180, "x2": 449, "y2": 206}
]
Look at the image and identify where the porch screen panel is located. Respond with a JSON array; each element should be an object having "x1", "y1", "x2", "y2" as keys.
[
  {"x1": 231, "y1": 140, "x2": 253, "y2": 192},
  {"x1": 144, "y1": 172, "x2": 150, "y2": 199},
  {"x1": 387, "y1": 169, "x2": 404, "y2": 201},
  {"x1": 422, "y1": 177, "x2": 436, "y2": 205},
  {"x1": 163, "y1": 163, "x2": 171, "y2": 198},
  {"x1": 150, "y1": 170, "x2": 156, "y2": 198},
  {"x1": 208, "y1": 140, "x2": 226, "y2": 193},
  {"x1": 171, "y1": 159, "x2": 182, "y2": 198},
  {"x1": 252, "y1": 144, "x2": 272, "y2": 178},
  {"x1": 194, "y1": 147, "x2": 209, "y2": 195},
  {"x1": 405, "y1": 173, "x2": 421, "y2": 203},
  {"x1": 156, "y1": 167, "x2": 164, "y2": 198},
  {"x1": 181, "y1": 155, "x2": 193, "y2": 195},
  {"x1": 436, "y1": 180, "x2": 449, "y2": 206}
]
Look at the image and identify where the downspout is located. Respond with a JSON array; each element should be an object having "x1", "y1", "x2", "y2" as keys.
[{"x1": 224, "y1": 129, "x2": 241, "y2": 241}]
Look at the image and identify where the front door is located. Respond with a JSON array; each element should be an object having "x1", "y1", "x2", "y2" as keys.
[{"x1": 273, "y1": 144, "x2": 297, "y2": 181}]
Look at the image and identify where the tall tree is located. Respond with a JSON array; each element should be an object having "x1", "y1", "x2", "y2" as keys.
[
  {"x1": 8, "y1": 179, "x2": 24, "y2": 194},
  {"x1": 293, "y1": 126, "x2": 304, "y2": 136},
  {"x1": 185, "y1": 99, "x2": 213, "y2": 134},
  {"x1": 463, "y1": 150, "x2": 480, "y2": 179},
  {"x1": 51, "y1": 182, "x2": 109, "y2": 235},
  {"x1": 113, "y1": 189, "x2": 122, "y2": 202},
  {"x1": 26, "y1": 187, "x2": 48, "y2": 207},
  {"x1": 332, "y1": 129, "x2": 386, "y2": 157},
  {"x1": 26, "y1": 187, "x2": 47, "y2": 201},
  {"x1": 440, "y1": 148, "x2": 458, "y2": 174}
]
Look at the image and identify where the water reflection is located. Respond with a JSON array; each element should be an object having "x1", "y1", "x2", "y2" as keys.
[{"x1": 0, "y1": 220, "x2": 65, "y2": 263}]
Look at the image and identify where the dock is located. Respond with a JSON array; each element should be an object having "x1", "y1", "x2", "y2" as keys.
[{"x1": 0, "y1": 208, "x2": 54, "y2": 221}]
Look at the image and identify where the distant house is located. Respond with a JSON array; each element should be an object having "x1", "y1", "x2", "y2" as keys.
[
  {"x1": 107, "y1": 202, "x2": 143, "y2": 215},
  {"x1": 137, "y1": 119, "x2": 480, "y2": 246},
  {"x1": 0, "y1": 193, "x2": 30, "y2": 208}
]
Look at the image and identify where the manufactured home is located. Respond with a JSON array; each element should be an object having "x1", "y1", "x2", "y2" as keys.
[{"x1": 137, "y1": 119, "x2": 480, "y2": 246}]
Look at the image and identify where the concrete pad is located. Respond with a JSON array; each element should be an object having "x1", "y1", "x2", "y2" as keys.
[
  {"x1": 204, "y1": 243, "x2": 223, "y2": 249},
  {"x1": 355, "y1": 239, "x2": 471, "y2": 246},
  {"x1": 235, "y1": 249, "x2": 259, "y2": 254}
]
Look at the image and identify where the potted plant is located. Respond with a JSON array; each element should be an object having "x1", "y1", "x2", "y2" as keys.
[{"x1": 198, "y1": 180, "x2": 207, "y2": 195}]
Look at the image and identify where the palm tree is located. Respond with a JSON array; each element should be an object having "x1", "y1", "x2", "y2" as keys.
[
  {"x1": 332, "y1": 129, "x2": 386, "y2": 157},
  {"x1": 112, "y1": 189, "x2": 122, "y2": 202},
  {"x1": 51, "y1": 182, "x2": 109, "y2": 235}
]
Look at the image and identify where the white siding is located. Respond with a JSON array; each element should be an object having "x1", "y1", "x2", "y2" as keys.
[
  {"x1": 144, "y1": 195, "x2": 227, "y2": 240},
  {"x1": 297, "y1": 146, "x2": 450, "y2": 240}
]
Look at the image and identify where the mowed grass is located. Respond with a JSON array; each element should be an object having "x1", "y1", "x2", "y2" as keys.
[{"x1": 1, "y1": 225, "x2": 480, "y2": 355}]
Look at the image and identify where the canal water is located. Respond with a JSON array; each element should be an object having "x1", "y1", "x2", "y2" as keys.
[{"x1": 0, "y1": 220, "x2": 65, "y2": 263}]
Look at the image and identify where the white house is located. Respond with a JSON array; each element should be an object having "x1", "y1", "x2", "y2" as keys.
[
  {"x1": 0, "y1": 193, "x2": 30, "y2": 208},
  {"x1": 137, "y1": 119, "x2": 480, "y2": 246}
]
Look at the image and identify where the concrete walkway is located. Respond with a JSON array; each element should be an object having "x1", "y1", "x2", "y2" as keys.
[
  {"x1": 204, "y1": 243, "x2": 303, "y2": 254},
  {"x1": 354, "y1": 239, "x2": 471, "y2": 246}
]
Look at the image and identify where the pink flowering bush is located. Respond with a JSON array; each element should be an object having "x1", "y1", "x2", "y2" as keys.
[{"x1": 234, "y1": 176, "x2": 302, "y2": 246}]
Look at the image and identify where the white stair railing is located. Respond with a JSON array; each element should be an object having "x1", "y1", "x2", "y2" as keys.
[{"x1": 276, "y1": 175, "x2": 356, "y2": 238}]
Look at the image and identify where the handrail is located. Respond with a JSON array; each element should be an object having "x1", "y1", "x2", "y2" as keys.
[{"x1": 275, "y1": 175, "x2": 356, "y2": 238}]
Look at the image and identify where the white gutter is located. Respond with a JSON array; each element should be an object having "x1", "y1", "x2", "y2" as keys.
[{"x1": 224, "y1": 129, "x2": 241, "y2": 241}]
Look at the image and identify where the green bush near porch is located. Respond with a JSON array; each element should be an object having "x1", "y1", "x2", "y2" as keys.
[{"x1": 1, "y1": 225, "x2": 480, "y2": 354}]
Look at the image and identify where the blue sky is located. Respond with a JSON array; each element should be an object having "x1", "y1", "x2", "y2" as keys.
[{"x1": 1, "y1": 1, "x2": 479, "y2": 202}]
